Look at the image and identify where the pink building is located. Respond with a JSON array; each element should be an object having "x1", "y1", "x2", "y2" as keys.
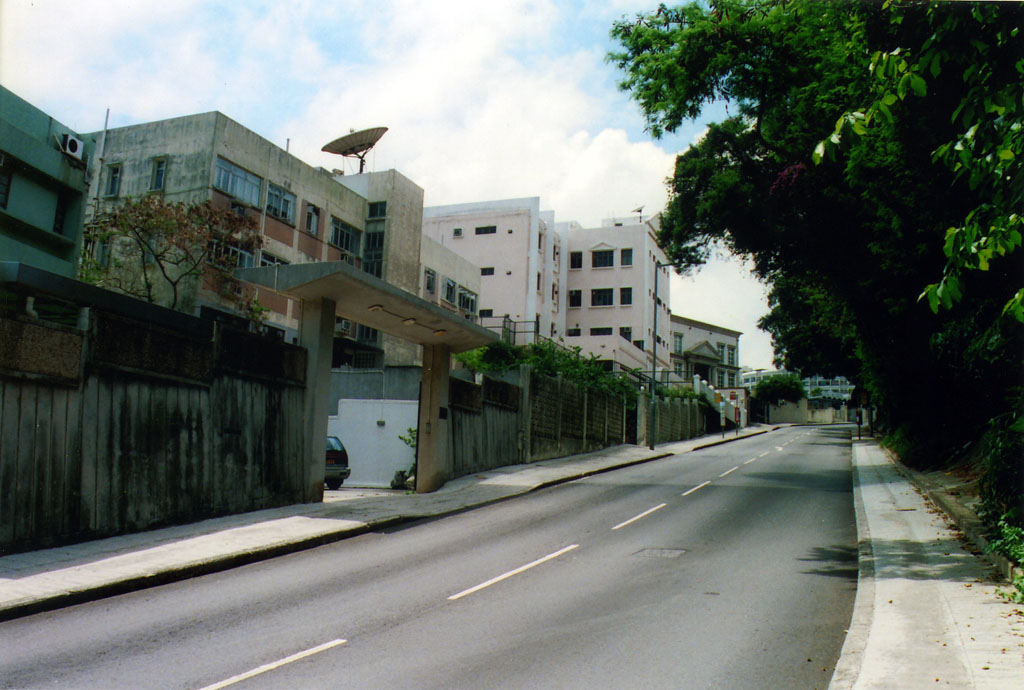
[
  {"x1": 564, "y1": 215, "x2": 672, "y2": 376},
  {"x1": 422, "y1": 198, "x2": 564, "y2": 344}
]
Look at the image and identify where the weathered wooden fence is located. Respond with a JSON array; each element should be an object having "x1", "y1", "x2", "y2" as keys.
[
  {"x1": 0, "y1": 295, "x2": 308, "y2": 554},
  {"x1": 527, "y1": 371, "x2": 629, "y2": 462},
  {"x1": 449, "y1": 376, "x2": 521, "y2": 477}
]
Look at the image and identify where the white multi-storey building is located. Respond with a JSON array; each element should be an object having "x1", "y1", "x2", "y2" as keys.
[
  {"x1": 564, "y1": 215, "x2": 672, "y2": 375},
  {"x1": 422, "y1": 198, "x2": 564, "y2": 344}
]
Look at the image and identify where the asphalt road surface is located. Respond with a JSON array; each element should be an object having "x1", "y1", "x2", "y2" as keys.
[{"x1": 0, "y1": 425, "x2": 857, "y2": 689}]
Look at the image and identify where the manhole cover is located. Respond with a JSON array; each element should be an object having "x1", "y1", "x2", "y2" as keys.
[{"x1": 634, "y1": 548, "x2": 687, "y2": 558}]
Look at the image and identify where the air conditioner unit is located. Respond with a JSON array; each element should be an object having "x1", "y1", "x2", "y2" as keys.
[{"x1": 61, "y1": 134, "x2": 84, "y2": 160}]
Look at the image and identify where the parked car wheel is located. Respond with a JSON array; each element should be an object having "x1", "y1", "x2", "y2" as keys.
[{"x1": 325, "y1": 478, "x2": 343, "y2": 490}]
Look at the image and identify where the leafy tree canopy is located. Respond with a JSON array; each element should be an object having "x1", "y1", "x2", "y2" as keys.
[
  {"x1": 753, "y1": 373, "x2": 806, "y2": 406},
  {"x1": 82, "y1": 196, "x2": 262, "y2": 313},
  {"x1": 610, "y1": 1, "x2": 1022, "y2": 457}
]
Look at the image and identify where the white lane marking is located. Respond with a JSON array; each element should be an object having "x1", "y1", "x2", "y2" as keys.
[
  {"x1": 682, "y1": 480, "x2": 711, "y2": 497},
  {"x1": 744, "y1": 457, "x2": 758, "y2": 465},
  {"x1": 612, "y1": 503, "x2": 668, "y2": 531},
  {"x1": 718, "y1": 466, "x2": 739, "y2": 478},
  {"x1": 198, "y1": 639, "x2": 347, "y2": 690},
  {"x1": 448, "y1": 544, "x2": 579, "y2": 601},
  {"x1": 759, "y1": 451, "x2": 771, "y2": 457},
  {"x1": 776, "y1": 446, "x2": 784, "y2": 452}
]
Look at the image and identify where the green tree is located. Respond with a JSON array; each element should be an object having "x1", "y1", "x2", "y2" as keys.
[
  {"x1": 82, "y1": 196, "x2": 262, "y2": 313},
  {"x1": 610, "y1": 0, "x2": 1022, "y2": 474},
  {"x1": 753, "y1": 373, "x2": 805, "y2": 406}
]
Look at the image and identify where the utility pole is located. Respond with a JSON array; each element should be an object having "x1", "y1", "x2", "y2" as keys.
[{"x1": 648, "y1": 259, "x2": 685, "y2": 450}]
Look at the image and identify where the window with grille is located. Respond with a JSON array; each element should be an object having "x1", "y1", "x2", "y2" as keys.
[{"x1": 591, "y1": 288, "x2": 614, "y2": 306}]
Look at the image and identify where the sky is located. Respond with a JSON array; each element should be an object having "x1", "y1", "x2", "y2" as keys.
[{"x1": 0, "y1": 0, "x2": 775, "y2": 369}]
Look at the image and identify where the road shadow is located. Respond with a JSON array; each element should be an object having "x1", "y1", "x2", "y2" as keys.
[{"x1": 800, "y1": 544, "x2": 859, "y2": 582}]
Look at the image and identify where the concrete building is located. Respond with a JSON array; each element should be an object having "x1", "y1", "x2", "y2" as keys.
[
  {"x1": 1, "y1": 85, "x2": 91, "y2": 277},
  {"x1": 83, "y1": 111, "x2": 435, "y2": 367},
  {"x1": 422, "y1": 197, "x2": 562, "y2": 344},
  {"x1": 419, "y1": 234, "x2": 481, "y2": 320},
  {"x1": 564, "y1": 215, "x2": 672, "y2": 375},
  {"x1": 669, "y1": 314, "x2": 742, "y2": 388}
]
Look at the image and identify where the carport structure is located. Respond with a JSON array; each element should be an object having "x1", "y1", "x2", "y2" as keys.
[{"x1": 235, "y1": 261, "x2": 497, "y2": 498}]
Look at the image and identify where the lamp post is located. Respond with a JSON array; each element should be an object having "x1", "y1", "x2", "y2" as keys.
[{"x1": 648, "y1": 259, "x2": 685, "y2": 450}]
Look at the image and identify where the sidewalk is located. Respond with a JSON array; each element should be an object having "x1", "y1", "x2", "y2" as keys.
[
  {"x1": 831, "y1": 440, "x2": 1024, "y2": 689},
  {"x1": 1, "y1": 427, "x2": 1021, "y2": 688},
  {"x1": 0, "y1": 426, "x2": 767, "y2": 622}
]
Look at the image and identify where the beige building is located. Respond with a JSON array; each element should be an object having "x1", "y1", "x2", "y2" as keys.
[
  {"x1": 422, "y1": 198, "x2": 563, "y2": 344},
  {"x1": 84, "y1": 111, "x2": 431, "y2": 367},
  {"x1": 669, "y1": 314, "x2": 742, "y2": 388},
  {"x1": 564, "y1": 215, "x2": 672, "y2": 375}
]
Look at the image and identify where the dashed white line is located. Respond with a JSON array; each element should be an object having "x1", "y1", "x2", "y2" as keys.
[
  {"x1": 776, "y1": 447, "x2": 784, "y2": 452},
  {"x1": 719, "y1": 466, "x2": 739, "y2": 478},
  {"x1": 448, "y1": 544, "x2": 579, "y2": 601},
  {"x1": 744, "y1": 457, "x2": 758, "y2": 465},
  {"x1": 682, "y1": 481, "x2": 711, "y2": 497},
  {"x1": 198, "y1": 639, "x2": 347, "y2": 690},
  {"x1": 759, "y1": 451, "x2": 771, "y2": 457},
  {"x1": 612, "y1": 503, "x2": 667, "y2": 530}
]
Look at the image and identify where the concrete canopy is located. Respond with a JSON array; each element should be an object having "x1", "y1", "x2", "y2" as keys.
[{"x1": 235, "y1": 261, "x2": 497, "y2": 352}]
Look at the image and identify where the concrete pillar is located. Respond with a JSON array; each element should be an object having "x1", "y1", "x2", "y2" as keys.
[
  {"x1": 299, "y1": 296, "x2": 336, "y2": 503},
  {"x1": 417, "y1": 343, "x2": 452, "y2": 492}
]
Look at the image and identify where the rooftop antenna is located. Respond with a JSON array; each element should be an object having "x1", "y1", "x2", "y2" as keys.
[{"x1": 321, "y1": 126, "x2": 388, "y2": 173}]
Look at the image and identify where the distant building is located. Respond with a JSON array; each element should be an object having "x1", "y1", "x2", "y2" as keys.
[
  {"x1": 423, "y1": 197, "x2": 562, "y2": 345},
  {"x1": 565, "y1": 215, "x2": 672, "y2": 374},
  {"x1": 1, "y1": 85, "x2": 91, "y2": 277},
  {"x1": 670, "y1": 314, "x2": 742, "y2": 388}
]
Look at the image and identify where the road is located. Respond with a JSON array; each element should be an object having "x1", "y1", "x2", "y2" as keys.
[{"x1": 0, "y1": 426, "x2": 857, "y2": 689}]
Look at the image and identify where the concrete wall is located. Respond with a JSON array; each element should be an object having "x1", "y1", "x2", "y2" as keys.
[
  {"x1": 1, "y1": 85, "x2": 90, "y2": 277},
  {"x1": 328, "y1": 399, "x2": 417, "y2": 487},
  {"x1": 0, "y1": 300, "x2": 310, "y2": 553},
  {"x1": 330, "y1": 366, "x2": 422, "y2": 405}
]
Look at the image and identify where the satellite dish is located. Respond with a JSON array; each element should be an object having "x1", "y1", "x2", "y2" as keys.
[{"x1": 322, "y1": 127, "x2": 388, "y2": 173}]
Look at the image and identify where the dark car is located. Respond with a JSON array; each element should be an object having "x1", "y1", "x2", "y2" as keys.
[{"x1": 325, "y1": 436, "x2": 351, "y2": 490}]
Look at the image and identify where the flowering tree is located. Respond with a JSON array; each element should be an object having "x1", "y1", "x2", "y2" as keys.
[{"x1": 81, "y1": 196, "x2": 262, "y2": 313}]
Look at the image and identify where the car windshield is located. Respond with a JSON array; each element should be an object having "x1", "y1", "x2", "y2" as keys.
[{"x1": 326, "y1": 436, "x2": 344, "y2": 451}]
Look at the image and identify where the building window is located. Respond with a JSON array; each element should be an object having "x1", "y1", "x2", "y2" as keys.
[
  {"x1": 356, "y1": 324, "x2": 379, "y2": 344},
  {"x1": 443, "y1": 278, "x2": 457, "y2": 303},
  {"x1": 104, "y1": 164, "x2": 121, "y2": 197},
  {"x1": 305, "y1": 204, "x2": 320, "y2": 236},
  {"x1": 475, "y1": 225, "x2": 497, "y2": 235},
  {"x1": 675, "y1": 362, "x2": 685, "y2": 376},
  {"x1": 717, "y1": 370, "x2": 726, "y2": 388},
  {"x1": 728, "y1": 372, "x2": 737, "y2": 387},
  {"x1": 214, "y1": 157, "x2": 261, "y2": 206},
  {"x1": 260, "y1": 251, "x2": 289, "y2": 266},
  {"x1": 424, "y1": 268, "x2": 436, "y2": 294},
  {"x1": 620, "y1": 287, "x2": 633, "y2": 305},
  {"x1": 633, "y1": 339, "x2": 645, "y2": 350},
  {"x1": 537, "y1": 272, "x2": 542, "y2": 291},
  {"x1": 331, "y1": 217, "x2": 361, "y2": 254},
  {"x1": 538, "y1": 234, "x2": 544, "y2": 250},
  {"x1": 621, "y1": 248, "x2": 633, "y2": 266},
  {"x1": 567, "y1": 328, "x2": 581, "y2": 337},
  {"x1": 52, "y1": 193, "x2": 68, "y2": 234},
  {"x1": 368, "y1": 201, "x2": 387, "y2": 218},
  {"x1": 674, "y1": 333, "x2": 684, "y2": 354},
  {"x1": 149, "y1": 158, "x2": 167, "y2": 191},
  {"x1": 266, "y1": 184, "x2": 296, "y2": 223},
  {"x1": 0, "y1": 168, "x2": 10, "y2": 209},
  {"x1": 568, "y1": 289, "x2": 582, "y2": 308},
  {"x1": 717, "y1": 343, "x2": 726, "y2": 361},
  {"x1": 481, "y1": 266, "x2": 494, "y2": 276},
  {"x1": 479, "y1": 308, "x2": 493, "y2": 318},
  {"x1": 590, "y1": 327, "x2": 613, "y2": 336},
  {"x1": 727, "y1": 344, "x2": 737, "y2": 366},
  {"x1": 591, "y1": 288, "x2": 614, "y2": 306},
  {"x1": 592, "y1": 250, "x2": 614, "y2": 268},
  {"x1": 619, "y1": 326, "x2": 632, "y2": 341},
  {"x1": 363, "y1": 231, "x2": 384, "y2": 277},
  {"x1": 458, "y1": 287, "x2": 477, "y2": 314},
  {"x1": 453, "y1": 227, "x2": 463, "y2": 237},
  {"x1": 211, "y1": 242, "x2": 256, "y2": 269},
  {"x1": 569, "y1": 251, "x2": 582, "y2": 269}
]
